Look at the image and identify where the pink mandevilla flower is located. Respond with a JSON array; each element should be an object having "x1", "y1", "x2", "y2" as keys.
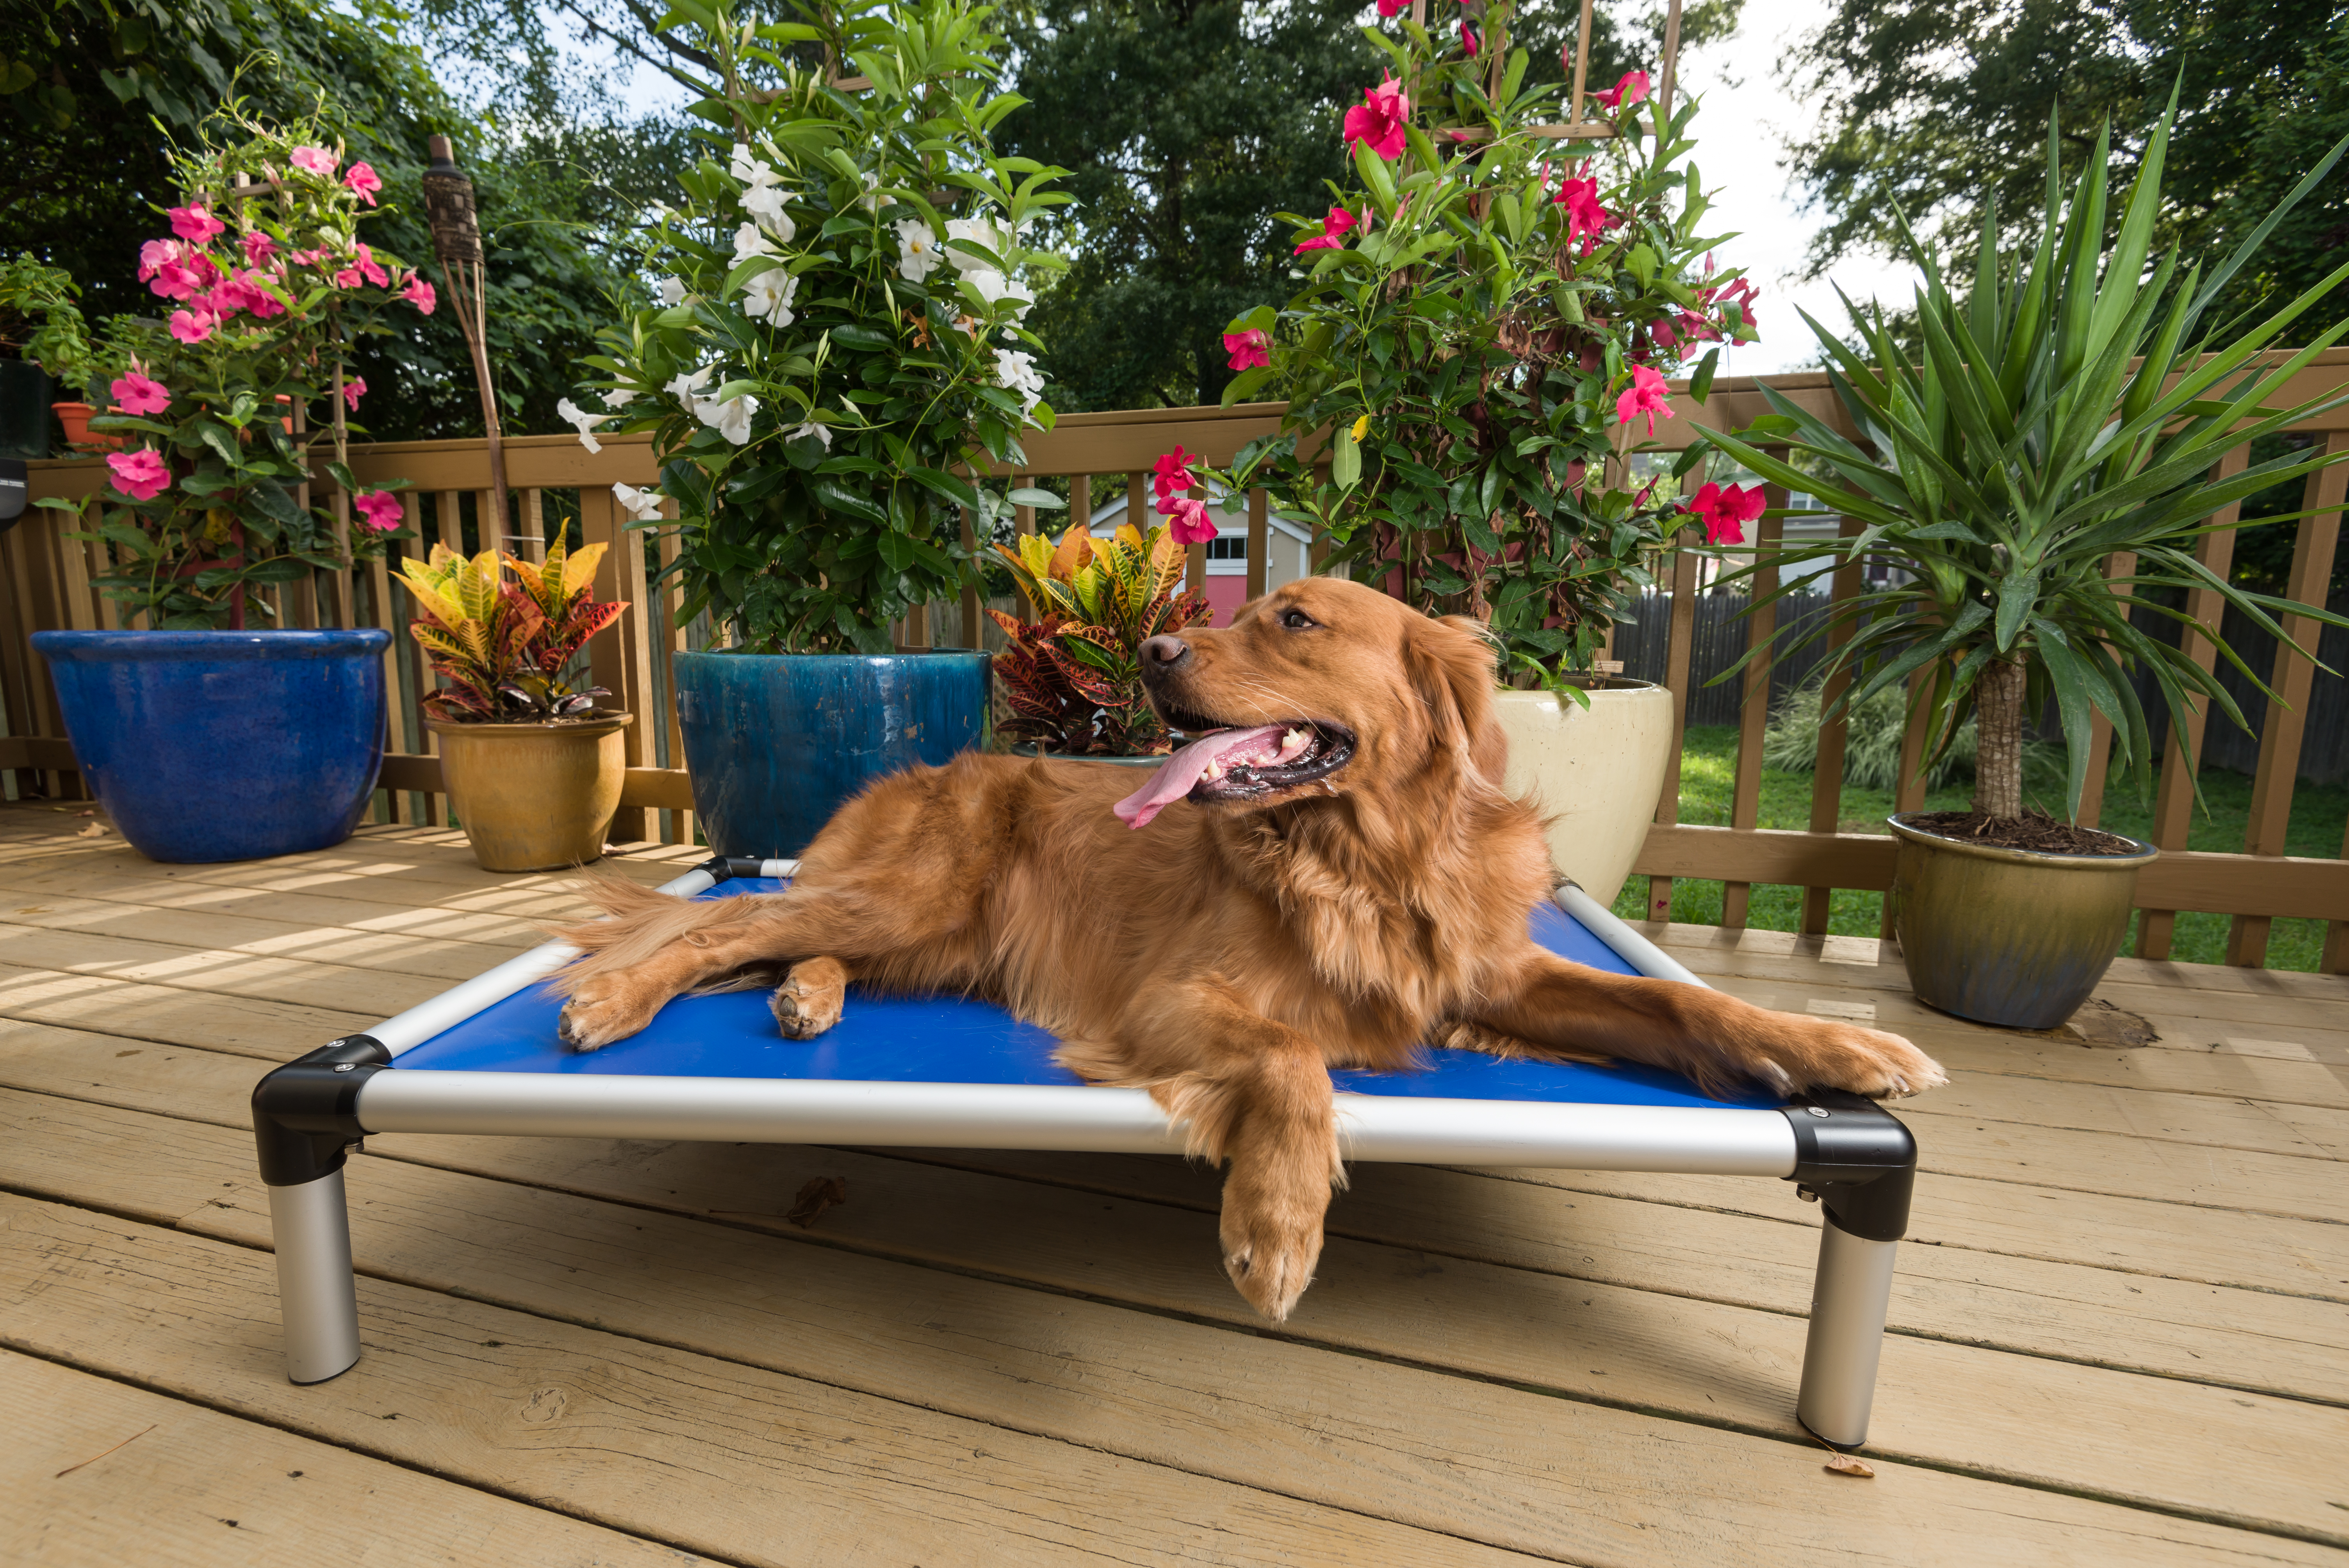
[
  {"x1": 242, "y1": 231, "x2": 278, "y2": 266},
  {"x1": 352, "y1": 242, "x2": 390, "y2": 289},
  {"x1": 137, "y1": 238, "x2": 182, "y2": 280},
  {"x1": 1162, "y1": 496, "x2": 1217, "y2": 546},
  {"x1": 1294, "y1": 204, "x2": 1360, "y2": 254},
  {"x1": 168, "y1": 308, "x2": 214, "y2": 345},
  {"x1": 167, "y1": 203, "x2": 225, "y2": 244},
  {"x1": 1615, "y1": 364, "x2": 1673, "y2": 437},
  {"x1": 148, "y1": 261, "x2": 202, "y2": 302},
  {"x1": 108, "y1": 449, "x2": 171, "y2": 501},
  {"x1": 342, "y1": 162, "x2": 383, "y2": 206},
  {"x1": 1152, "y1": 445, "x2": 1198, "y2": 505},
  {"x1": 1343, "y1": 73, "x2": 1410, "y2": 160},
  {"x1": 332, "y1": 267, "x2": 363, "y2": 289},
  {"x1": 1223, "y1": 328, "x2": 1270, "y2": 372},
  {"x1": 111, "y1": 371, "x2": 170, "y2": 417},
  {"x1": 1551, "y1": 175, "x2": 1607, "y2": 242},
  {"x1": 1594, "y1": 70, "x2": 1649, "y2": 110},
  {"x1": 290, "y1": 248, "x2": 328, "y2": 268},
  {"x1": 401, "y1": 275, "x2": 437, "y2": 315},
  {"x1": 1376, "y1": 0, "x2": 1406, "y2": 14},
  {"x1": 289, "y1": 146, "x2": 338, "y2": 176},
  {"x1": 1460, "y1": 20, "x2": 1478, "y2": 56},
  {"x1": 342, "y1": 377, "x2": 366, "y2": 411},
  {"x1": 1684, "y1": 481, "x2": 1765, "y2": 546},
  {"x1": 238, "y1": 270, "x2": 287, "y2": 319},
  {"x1": 354, "y1": 491, "x2": 405, "y2": 533}
]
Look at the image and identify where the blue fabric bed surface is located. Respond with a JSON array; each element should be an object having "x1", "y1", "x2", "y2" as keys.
[{"x1": 394, "y1": 877, "x2": 1780, "y2": 1111}]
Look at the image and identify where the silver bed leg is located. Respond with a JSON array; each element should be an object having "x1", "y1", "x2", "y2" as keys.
[
  {"x1": 1796, "y1": 1217, "x2": 1898, "y2": 1448},
  {"x1": 268, "y1": 1170, "x2": 362, "y2": 1384}
]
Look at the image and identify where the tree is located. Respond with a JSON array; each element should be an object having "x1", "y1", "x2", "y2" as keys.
[
  {"x1": 0, "y1": 0, "x2": 677, "y2": 440},
  {"x1": 1784, "y1": 0, "x2": 2349, "y2": 325},
  {"x1": 999, "y1": 0, "x2": 1738, "y2": 410}
]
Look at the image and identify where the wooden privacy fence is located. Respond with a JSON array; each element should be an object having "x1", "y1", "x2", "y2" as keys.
[{"x1": 6, "y1": 358, "x2": 2347, "y2": 970}]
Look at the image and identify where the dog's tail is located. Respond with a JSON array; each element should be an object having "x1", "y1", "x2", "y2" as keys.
[{"x1": 541, "y1": 867, "x2": 782, "y2": 998}]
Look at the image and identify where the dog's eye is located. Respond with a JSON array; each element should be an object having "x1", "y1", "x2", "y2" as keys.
[{"x1": 1280, "y1": 609, "x2": 1317, "y2": 630}]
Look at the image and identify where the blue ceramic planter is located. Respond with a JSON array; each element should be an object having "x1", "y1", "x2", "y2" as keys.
[
  {"x1": 674, "y1": 649, "x2": 990, "y2": 858},
  {"x1": 32, "y1": 629, "x2": 390, "y2": 864}
]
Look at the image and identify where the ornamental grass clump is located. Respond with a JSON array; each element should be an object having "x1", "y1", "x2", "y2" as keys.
[
  {"x1": 1221, "y1": 5, "x2": 1758, "y2": 685},
  {"x1": 401, "y1": 540, "x2": 627, "y2": 722},
  {"x1": 1702, "y1": 95, "x2": 2349, "y2": 829},
  {"x1": 987, "y1": 516, "x2": 1210, "y2": 756},
  {"x1": 34, "y1": 101, "x2": 428, "y2": 627},
  {"x1": 571, "y1": 0, "x2": 1068, "y2": 655}
]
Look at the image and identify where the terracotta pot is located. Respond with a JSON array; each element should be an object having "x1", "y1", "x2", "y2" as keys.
[
  {"x1": 425, "y1": 712, "x2": 633, "y2": 872},
  {"x1": 52, "y1": 402, "x2": 123, "y2": 451},
  {"x1": 1488, "y1": 679, "x2": 1675, "y2": 905},
  {"x1": 1885, "y1": 814, "x2": 2157, "y2": 1029}
]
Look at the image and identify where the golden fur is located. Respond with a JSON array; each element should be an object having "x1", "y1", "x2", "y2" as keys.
[{"x1": 550, "y1": 577, "x2": 1946, "y2": 1320}]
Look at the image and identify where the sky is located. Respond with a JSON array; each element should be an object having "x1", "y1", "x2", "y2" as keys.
[
  {"x1": 560, "y1": 0, "x2": 1921, "y2": 378},
  {"x1": 1665, "y1": 0, "x2": 1924, "y2": 376}
]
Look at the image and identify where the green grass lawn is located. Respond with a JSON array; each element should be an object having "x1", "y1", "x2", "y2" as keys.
[{"x1": 1608, "y1": 724, "x2": 2349, "y2": 971}]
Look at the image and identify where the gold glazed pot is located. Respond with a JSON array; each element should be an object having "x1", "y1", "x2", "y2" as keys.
[
  {"x1": 1886, "y1": 813, "x2": 2157, "y2": 1030},
  {"x1": 424, "y1": 712, "x2": 634, "y2": 872}
]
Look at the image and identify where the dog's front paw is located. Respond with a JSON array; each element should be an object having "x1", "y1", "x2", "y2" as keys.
[
  {"x1": 1219, "y1": 1182, "x2": 1326, "y2": 1323},
  {"x1": 1780, "y1": 1023, "x2": 1948, "y2": 1100},
  {"x1": 556, "y1": 976, "x2": 658, "y2": 1053},
  {"x1": 772, "y1": 957, "x2": 847, "y2": 1041}
]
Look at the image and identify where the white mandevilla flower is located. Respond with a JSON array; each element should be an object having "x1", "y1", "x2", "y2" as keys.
[
  {"x1": 962, "y1": 266, "x2": 1033, "y2": 323},
  {"x1": 995, "y1": 349, "x2": 1045, "y2": 415},
  {"x1": 855, "y1": 171, "x2": 883, "y2": 212},
  {"x1": 944, "y1": 216, "x2": 1009, "y2": 272},
  {"x1": 695, "y1": 392, "x2": 758, "y2": 445},
  {"x1": 740, "y1": 267, "x2": 798, "y2": 327},
  {"x1": 601, "y1": 387, "x2": 637, "y2": 410},
  {"x1": 611, "y1": 482, "x2": 664, "y2": 521},
  {"x1": 895, "y1": 218, "x2": 941, "y2": 283},
  {"x1": 742, "y1": 184, "x2": 795, "y2": 244},
  {"x1": 665, "y1": 364, "x2": 715, "y2": 408},
  {"x1": 658, "y1": 276, "x2": 687, "y2": 306},
  {"x1": 733, "y1": 222, "x2": 780, "y2": 265},
  {"x1": 731, "y1": 143, "x2": 782, "y2": 189},
  {"x1": 555, "y1": 396, "x2": 608, "y2": 454},
  {"x1": 786, "y1": 421, "x2": 833, "y2": 451}
]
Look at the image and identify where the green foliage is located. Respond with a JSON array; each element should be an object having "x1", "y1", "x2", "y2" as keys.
[
  {"x1": 1701, "y1": 99, "x2": 2349, "y2": 823},
  {"x1": 401, "y1": 539, "x2": 626, "y2": 720},
  {"x1": 0, "y1": 255, "x2": 102, "y2": 394},
  {"x1": 578, "y1": 0, "x2": 1069, "y2": 654},
  {"x1": 985, "y1": 519, "x2": 1210, "y2": 755},
  {"x1": 1764, "y1": 679, "x2": 1977, "y2": 791},
  {"x1": 1785, "y1": 0, "x2": 2349, "y2": 328},
  {"x1": 0, "y1": 0, "x2": 654, "y2": 443},
  {"x1": 1227, "y1": 4, "x2": 1758, "y2": 683}
]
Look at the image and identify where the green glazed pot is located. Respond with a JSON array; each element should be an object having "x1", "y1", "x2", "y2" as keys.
[{"x1": 1886, "y1": 814, "x2": 2158, "y2": 1030}]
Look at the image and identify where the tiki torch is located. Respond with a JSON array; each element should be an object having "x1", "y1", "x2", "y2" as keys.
[{"x1": 421, "y1": 135, "x2": 511, "y2": 541}]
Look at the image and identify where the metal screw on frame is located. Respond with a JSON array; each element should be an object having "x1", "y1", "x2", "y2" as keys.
[{"x1": 421, "y1": 135, "x2": 512, "y2": 549}]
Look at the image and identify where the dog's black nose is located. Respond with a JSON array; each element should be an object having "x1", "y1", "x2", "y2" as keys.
[{"x1": 1139, "y1": 634, "x2": 1191, "y2": 673}]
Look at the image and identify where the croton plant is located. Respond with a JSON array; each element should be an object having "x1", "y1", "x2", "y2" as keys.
[
  {"x1": 401, "y1": 540, "x2": 628, "y2": 722},
  {"x1": 1219, "y1": 2, "x2": 1759, "y2": 686},
  {"x1": 987, "y1": 517, "x2": 1210, "y2": 757}
]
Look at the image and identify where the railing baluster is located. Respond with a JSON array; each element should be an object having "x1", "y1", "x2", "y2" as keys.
[
  {"x1": 1720, "y1": 485, "x2": 1784, "y2": 930},
  {"x1": 1647, "y1": 521, "x2": 1702, "y2": 923},
  {"x1": 2070, "y1": 550, "x2": 2138, "y2": 829},
  {"x1": 581, "y1": 483, "x2": 649, "y2": 845},
  {"x1": 1247, "y1": 488, "x2": 1269, "y2": 601},
  {"x1": 961, "y1": 504, "x2": 980, "y2": 648},
  {"x1": 1801, "y1": 514, "x2": 1865, "y2": 933},
  {"x1": 2226, "y1": 435, "x2": 2346, "y2": 966},
  {"x1": 655, "y1": 508, "x2": 692, "y2": 846}
]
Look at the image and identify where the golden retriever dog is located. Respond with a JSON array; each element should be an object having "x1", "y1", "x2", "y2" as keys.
[{"x1": 550, "y1": 577, "x2": 1946, "y2": 1321}]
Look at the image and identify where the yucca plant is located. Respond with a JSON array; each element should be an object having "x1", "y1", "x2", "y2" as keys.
[
  {"x1": 401, "y1": 540, "x2": 627, "y2": 722},
  {"x1": 985, "y1": 520, "x2": 1209, "y2": 755},
  {"x1": 1702, "y1": 97, "x2": 2349, "y2": 825}
]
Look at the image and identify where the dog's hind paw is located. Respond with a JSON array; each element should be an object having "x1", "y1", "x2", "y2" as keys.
[
  {"x1": 772, "y1": 957, "x2": 848, "y2": 1041},
  {"x1": 555, "y1": 976, "x2": 656, "y2": 1053}
]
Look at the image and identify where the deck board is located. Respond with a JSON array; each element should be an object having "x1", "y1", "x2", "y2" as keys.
[{"x1": 3, "y1": 804, "x2": 2347, "y2": 1564}]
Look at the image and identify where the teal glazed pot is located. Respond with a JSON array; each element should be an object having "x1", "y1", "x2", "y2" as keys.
[
  {"x1": 1885, "y1": 814, "x2": 2158, "y2": 1030},
  {"x1": 31, "y1": 629, "x2": 389, "y2": 864},
  {"x1": 674, "y1": 648, "x2": 991, "y2": 858}
]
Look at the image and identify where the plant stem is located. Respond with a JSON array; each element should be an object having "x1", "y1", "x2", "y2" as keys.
[{"x1": 1973, "y1": 655, "x2": 2027, "y2": 820}]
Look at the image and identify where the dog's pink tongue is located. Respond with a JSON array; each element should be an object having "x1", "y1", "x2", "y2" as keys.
[{"x1": 1113, "y1": 725, "x2": 1288, "y2": 829}]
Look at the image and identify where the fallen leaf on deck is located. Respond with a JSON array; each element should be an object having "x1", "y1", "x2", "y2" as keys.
[
  {"x1": 73, "y1": 823, "x2": 108, "y2": 838},
  {"x1": 785, "y1": 1175, "x2": 848, "y2": 1229},
  {"x1": 1823, "y1": 1453, "x2": 1875, "y2": 1478}
]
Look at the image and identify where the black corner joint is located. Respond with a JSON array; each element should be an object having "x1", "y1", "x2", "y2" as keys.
[
  {"x1": 1779, "y1": 1089, "x2": 1916, "y2": 1243},
  {"x1": 252, "y1": 1035, "x2": 392, "y2": 1188},
  {"x1": 696, "y1": 854, "x2": 771, "y2": 884}
]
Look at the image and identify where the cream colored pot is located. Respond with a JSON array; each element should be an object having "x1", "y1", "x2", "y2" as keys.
[{"x1": 1489, "y1": 680, "x2": 1674, "y2": 905}]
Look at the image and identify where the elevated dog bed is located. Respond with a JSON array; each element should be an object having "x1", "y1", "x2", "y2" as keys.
[{"x1": 252, "y1": 857, "x2": 1917, "y2": 1448}]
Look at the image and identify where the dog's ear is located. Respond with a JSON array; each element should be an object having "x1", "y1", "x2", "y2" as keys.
[{"x1": 1404, "y1": 613, "x2": 1508, "y2": 786}]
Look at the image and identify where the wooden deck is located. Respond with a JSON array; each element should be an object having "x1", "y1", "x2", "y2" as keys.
[{"x1": 2, "y1": 802, "x2": 2345, "y2": 1566}]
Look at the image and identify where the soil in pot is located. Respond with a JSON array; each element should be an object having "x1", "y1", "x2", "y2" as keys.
[
  {"x1": 1899, "y1": 808, "x2": 2141, "y2": 856},
  {"x1": 428, "y1": 711, "x2": 633, "y2": 872}
]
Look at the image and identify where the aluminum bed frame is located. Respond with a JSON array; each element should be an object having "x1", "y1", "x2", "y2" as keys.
[{"x1": 250, "y1": 855, "x2": 1918, "y2": 1449}]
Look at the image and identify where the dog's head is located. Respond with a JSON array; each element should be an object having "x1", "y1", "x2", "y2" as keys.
[{"x1": 1135, "y1": 577, "x2": 1507, "y2": 816}]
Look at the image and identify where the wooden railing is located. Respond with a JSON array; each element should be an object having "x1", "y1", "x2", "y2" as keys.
[{"x1": 7, "y1": 357, "x2": 2346, "y2": 969}]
